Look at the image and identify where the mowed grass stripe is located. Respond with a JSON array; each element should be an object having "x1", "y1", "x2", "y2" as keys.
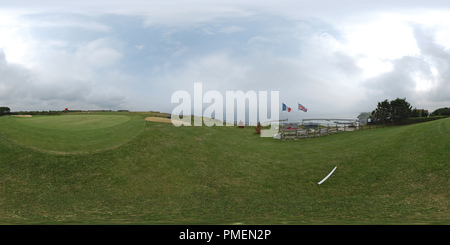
[
  {"x1": 0, "y1": 113, "x2": 145, "y2": 154},
  {"x1": 15, "y1": 115, "x2": 131, "y2": 131}
]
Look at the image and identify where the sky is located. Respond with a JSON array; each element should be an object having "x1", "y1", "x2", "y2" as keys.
[{"x1": 1, "y1": 0, "x2": 450, "y2": 120}]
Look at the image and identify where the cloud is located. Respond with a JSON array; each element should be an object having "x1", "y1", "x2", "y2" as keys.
[
  {"x1": 79, "y1": 38, "x2": 123, "y2": 67},
  {"x1": 0, "y1": 49, "x2": 128, "y2": 111},
  {"x1": 219, "y1": 25, "x2": 245, "y2": 34},
  {"x1": 363, "y1": 56, "x2": 428, "y2": 98},
  {"x1": 2, "y1": 1, "x2": 450, "y2": 116},
  {"x1": 0, "y1": 50, "x2": 34, "y2": 101},
  {"x1": 21, "y1": 37, "x2": 125, "y2": 87},
  {"x1": 150, "y1": 26, "x2": 368, "y2": 118},
  {"x1": 134, "y1": 44, "x2": 145, "y2": 50},
  {"x1": 411, "y1": 24, "x2": 450, "y2": 104},
  {"x1": 27, "y1": 17, "x2": 112, "y2": 32},
  {"x1": 357, "y1": 23, "x2": 450, "y2": 111}
]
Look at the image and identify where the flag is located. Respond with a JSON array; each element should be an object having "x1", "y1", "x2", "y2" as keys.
[
  {"x1": 298, "y1": 103, "x2": 307, "y2": 112},
  {"x1": 65, "y1": 108, "x2": 68, "y2": 111},
  {"x1": 282, "y1": 103, "x2": 292, "y2": 112}
]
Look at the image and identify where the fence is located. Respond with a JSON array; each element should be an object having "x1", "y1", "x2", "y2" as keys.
[
  {"x1": 279, "y1": 116, "x2": 449, "y2": 140},
  {"x1": 279, "y1": 123, "x2": 389, "y2": 140}
]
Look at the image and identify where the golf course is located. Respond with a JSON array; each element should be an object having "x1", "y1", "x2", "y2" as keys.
[{"x1": 0, "y1": 112, "x2": 448, "y2": 224}]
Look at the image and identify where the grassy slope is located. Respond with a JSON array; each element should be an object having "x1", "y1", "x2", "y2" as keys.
[
  {"x1": 0, "y1": 113, "x2": 448, "y2": 224},
  {"x1": 0, "y1": 113, "x2": 145, "y2": 154}
]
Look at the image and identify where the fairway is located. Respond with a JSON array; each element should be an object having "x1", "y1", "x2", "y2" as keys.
[
  {"x1": 0, "y1": 113, "x2": 145, "y2": 154},
  {"x1": 0, "y1": 112, "x2": 448, "y2": 224},
  {"x1": 16, "y1": 114, "x2": 131, "y2": 131}
]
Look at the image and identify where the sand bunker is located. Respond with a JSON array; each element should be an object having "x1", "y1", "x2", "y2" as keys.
[
  {"x1": 12, "y1": 115, "x2": 32, "y2": 118},
  {"x1": 145, "y1": 116, "x2": 191, "y2": 125}
]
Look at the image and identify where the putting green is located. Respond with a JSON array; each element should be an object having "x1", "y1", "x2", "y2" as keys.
[
  {"x1": 0, "y1": 113, "x2": 145, "y2": 154},
  {"x1": 15, "y1": 114, "x2": 131, "y2": 130}
]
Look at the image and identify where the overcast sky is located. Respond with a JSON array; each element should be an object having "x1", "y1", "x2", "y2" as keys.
[{"x1": 1, "y1": 0, "x2": 450, "y2": 119}]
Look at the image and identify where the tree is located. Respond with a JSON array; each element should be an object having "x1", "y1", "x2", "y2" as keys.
[
  {"x1": 411, "y1": 108, "x2": 420, "y2": 117},
  {"x1": 0, "y1": 106, "x2": 11, "y2": 116},
  {"x1": 420, "y1": 109, "x2": 429, "y2": 117},
  {"x1": 371, "y1": 99, "x2": 391, "y2": 124},
  {"x1": 390, "y1": 98, "x2": 412, "y2": 124},
  {"x1": 430, "y1": 107, "x2": 450, "y2": 116},
  {"x1": 370, "y1": 98, "x2": 412, "y2": 125}
]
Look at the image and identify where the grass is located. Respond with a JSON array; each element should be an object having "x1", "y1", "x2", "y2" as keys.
[
  {"x1": 0, "y1": 113, "x2": 145, "y2": 154},
  {"x1": 0, "y1": 112, "x2": 448, "y2": 224}
]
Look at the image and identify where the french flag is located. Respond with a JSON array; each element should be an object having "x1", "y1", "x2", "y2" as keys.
[{"x1": 282, "y1": 103, "x2": 291, "y2": 112}]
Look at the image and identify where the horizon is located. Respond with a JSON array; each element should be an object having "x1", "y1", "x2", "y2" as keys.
[
  {"x1": 1, "y1": 1, "x2": 450, "y2": 118},
  {"x1": 2, "y1": 108, "x2": 396, "y2": 126}
]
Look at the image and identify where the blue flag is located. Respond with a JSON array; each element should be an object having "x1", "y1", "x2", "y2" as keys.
[{"x1": 282, "y1": 103, "x2": 287, "y2": 111}]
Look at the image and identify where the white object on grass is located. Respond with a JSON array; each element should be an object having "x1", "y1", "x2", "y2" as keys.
[{"x1": 318, "y1": 166, "x2": 337, "y2": 185}]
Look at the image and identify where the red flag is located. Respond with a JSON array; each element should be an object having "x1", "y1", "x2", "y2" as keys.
[
  {"x1": 65, "y1": 108, "x2": 68, "y2": 111},
  {"x1": 288, "y1": 107, "x2": 291, "y2": 112}
]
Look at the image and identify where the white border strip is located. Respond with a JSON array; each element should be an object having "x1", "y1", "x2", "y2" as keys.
[{"x1": 318, "y1": 166, "x2": 337, "y2": 185}]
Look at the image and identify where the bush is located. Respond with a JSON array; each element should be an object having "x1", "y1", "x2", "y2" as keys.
[{"x1": 402, "y1": 116, "x2": 448, "y2": 125}]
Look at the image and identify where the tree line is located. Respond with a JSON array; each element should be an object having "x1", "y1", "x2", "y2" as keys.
[
  {"x1": 0, "y1": 107, "x2": 74, "y2": 116},
  {"x1": 0, "y1": 107, "x2": 129, "y2": 116},
  {"x1": 370, "y1": 98, "x2": 449, "y2": 125},
  {"x1": 430, "y1": 107, "x2": 450, "y2": 116}
]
